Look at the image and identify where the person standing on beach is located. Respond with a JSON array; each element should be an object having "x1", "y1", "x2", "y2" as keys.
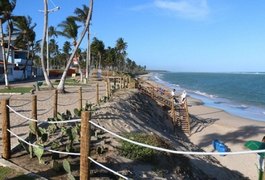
[{"x1": 171, "y1": 89, "x2": 177, "y2": 104}]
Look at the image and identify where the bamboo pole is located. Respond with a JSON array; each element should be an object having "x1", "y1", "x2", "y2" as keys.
[
  {"x1": 184, "y1": 99, "x2": 190, "y2": 135},
  {"x1": 80, "y1": 111, "x2": 91, "y2": 180},
  {"x1": 2, "y1": 99, "x2": 10, "y2": 159},
  {"x1": 96, "y1": 83, "x2": 99, "y2": 104},
  {"x1": 53, "y1": 89, "x2": 58, "y2": 118},
  {"x1": 79, "y1": 87, "x2": 82, "y2": 110}
]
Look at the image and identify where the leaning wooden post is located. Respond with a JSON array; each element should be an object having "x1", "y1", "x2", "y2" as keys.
[
  {"x1": 79, "y1": 87, "x2": 82, "y2": 110},
  {"x1": 96, "y1": 83, "x2": 99, "y2": 104},
  {"x1": 184, "y1": 99, "x2": 190, "y2": 135},
  {"x1": 2, "y1": 99, "x2": 11, "y2": 159},
  {"x1": 53, "y1": 89, "x2": 58, "y2": 118},
  {"x1": 80, "y1": 111, "x2": 91, "y2": 180},
  {"x1": 32, "y1": 95, "x2": 38, "y2": 135}
]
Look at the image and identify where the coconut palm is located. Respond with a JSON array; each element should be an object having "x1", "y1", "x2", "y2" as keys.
[
  {"x1": 57, "y1": 0, "x2": 93, "y2": 93},
  {"x1": 74, "y1": 4, "x2": 92, "y2": 82},
  {"x1": 47, "y1": 25, "x2": 58, "y2": 74},
  {"x1": 0, "y1": 0, "x2": 16, "y2": 88},
  {"x1": 13, "y1": 15, "x2": 36, "y2": 78},
  {"x1": 90, "y1": 37, "x2": 104, "y2": 69},
  {"x1": 115, "y1": 37, "x2": 127, "y2": 71},
  {"x1": 40, "y1": 0, "x2": 53, "y2": 89}
]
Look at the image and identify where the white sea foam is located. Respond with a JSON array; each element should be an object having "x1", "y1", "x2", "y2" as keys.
[{"x1": 194, "y1": 90, "x2": 216, "y2": 98}]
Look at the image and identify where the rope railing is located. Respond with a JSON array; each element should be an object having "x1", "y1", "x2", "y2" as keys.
[
  {"x1": 10, "y1": 98, "x2": 31, "y2": 102},
  {"x1": 37, "y1": 106, "x2": 54, "y2": 116},
  {"x1": 8, "y1": 100, "x2": 32, "y2": 108},
  {"x1": 37, "y1": 94, "x2": 54, "y2": 102},
  {"x1": 6, "y1": 105, "x2": 81, "y2": 124},
  {"x1": 7, "y1": 129, "x2": 128, "y2": 180},
  {"x1": 82, "y1": 96, "x2": 96, "y2": 101},
  {"x1": 89, "y1": 121, "x2": 265, "y2": 156},
  {"x1": 57, "y1": 99, "x2": 79, "y2": 106}
]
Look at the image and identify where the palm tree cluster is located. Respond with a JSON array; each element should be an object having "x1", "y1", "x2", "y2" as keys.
[
  {"x1": 90, "y1": 37, "x2": 146, "y2": 75},
  {"x1": 1, "y1": 0, "x2": 146, "y2": 91}
]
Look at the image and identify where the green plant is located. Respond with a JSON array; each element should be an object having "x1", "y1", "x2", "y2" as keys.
[
  {"x1": 33, "y1": 145, "x2": 44, "y2": 164},
  {"x1": 63, "y1": 159, "x2": 75, "y2": 180},
  {"x1": 119, "y1": 133, "x2": 168, "y2": 162}
]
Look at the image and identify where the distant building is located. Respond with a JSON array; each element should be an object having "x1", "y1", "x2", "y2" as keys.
[{"x1": 0, "y1": 39, "x2": 43, "y2": 82}]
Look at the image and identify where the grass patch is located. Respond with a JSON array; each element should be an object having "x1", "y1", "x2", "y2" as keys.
[
  {"x1": 0, "y1": 166, "x2": 35, "y2": 180},
  {"x1": 119, "y1": 132, "x2": 170, "y2": 162},
  {"x1": 0, "y1": 87, "x2": 32, "y2": 94}
]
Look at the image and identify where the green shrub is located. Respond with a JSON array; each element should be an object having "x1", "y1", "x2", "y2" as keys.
[{"x1": 119, "y1": 132, "x2": 169, "y2": 162}]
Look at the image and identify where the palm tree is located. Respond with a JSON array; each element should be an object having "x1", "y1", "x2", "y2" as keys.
[
  {"x1": 57, "y1": 0, "x2": 93, "y2": 93},
  {"x1": 13, "y1": 15, "x2": 36, "y2": 79},
  {"x1": 0, "y1": 0, "x2": 16, "y2": 88},
  {"x1": 58, "y1": 16, "x2": 82, "y2": 80},
  {"x1": 91, "y1": 37, "x2": 104, "y2": 69},
  {"x1": 115, "y1": 37, "x2": 127, "y2": 71},
  {"x1": 74, "y1": 4, "x2": 92, "y2": 82},
  {"x1": 40, "y1": 0, "x2": 53, "y2": 89},
  {"x1": 47, "y1": 25, "x2": 58, "y2": 74}
]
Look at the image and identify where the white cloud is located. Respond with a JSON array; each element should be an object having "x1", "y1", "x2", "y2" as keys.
[{"x1": 154, "y1": 0, "x2": 209, "y2": 19}]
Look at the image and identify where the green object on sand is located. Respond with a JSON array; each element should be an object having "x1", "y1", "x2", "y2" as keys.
[{"x1": 244, "y1": 140, "x2": 265, "y2": 157}]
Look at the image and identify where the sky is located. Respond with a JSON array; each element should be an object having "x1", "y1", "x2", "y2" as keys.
[{"x1": 12, "y1": 0, "x2": 265, "y2": 72}]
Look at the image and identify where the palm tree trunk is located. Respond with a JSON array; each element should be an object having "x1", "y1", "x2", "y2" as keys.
[
  {"x1": 0, "y1": 18, "x2": 9, "y2": 88},
  {"x1": 57, "y1": 0, "x2": 93, "y2": 93},
  {"x1": 85, "y1": 27, "x2": 90, "y2": 83},
  {"x1": 41, "y1": 0, "x2": 53, "y2": 89}
]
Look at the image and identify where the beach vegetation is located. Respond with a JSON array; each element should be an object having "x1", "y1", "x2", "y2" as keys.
[
  {"x1": 119, "y1": 132, "x2": 169, "y2": 162},
  {"x1": 0, "y1": 166, "x2": 36, "y2": 180}
]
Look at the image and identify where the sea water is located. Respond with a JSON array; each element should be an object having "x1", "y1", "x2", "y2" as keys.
[{"x1": 150, "y1": 72, "x2": 265, "y2": 122}]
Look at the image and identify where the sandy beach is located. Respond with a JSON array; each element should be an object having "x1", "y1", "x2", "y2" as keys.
[{"x1": 141, "y1": 73, "x2": 265, "y2": 179}]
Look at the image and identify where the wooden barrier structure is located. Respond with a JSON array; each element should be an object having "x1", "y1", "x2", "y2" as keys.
[
  {"x1": 53, "y1": 89, "x2": 58, "y2": 118},
  {"x1": 138, "y1": 80, "x2": 190, "y2": 134},
  {"x1": 1, "y1": 99, "x2": 11, "y2": 159},
  {"x1": 80, "y1": 111, "x2": 91, "y2": 179}
]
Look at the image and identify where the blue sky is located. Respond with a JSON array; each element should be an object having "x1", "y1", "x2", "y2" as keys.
[{"x1": 13, "y1": 0, "x2": 265, "y2": 72}]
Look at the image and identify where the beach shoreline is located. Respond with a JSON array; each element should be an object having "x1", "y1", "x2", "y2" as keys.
[{"x1": 140, "y1": 73, "x2": 265, "y2": 179}]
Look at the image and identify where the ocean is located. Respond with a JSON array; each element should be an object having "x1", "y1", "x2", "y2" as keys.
[{"x1": 151, "y1": 72, "x2": 265, "y2": 122}]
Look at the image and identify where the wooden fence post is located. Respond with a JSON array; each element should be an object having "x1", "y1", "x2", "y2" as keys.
[
  {"x1": 96, "y1": 83, "x2": 99, "y2": 104},
  {"x1": 80, "y1": 111, "x2": 91, "y2": 180},
  {"x1": 105, "y1": 80, "x2": 109, "y2": 98},
  {"x1": 79, "y1": 87, "x2": 82, "y2": 110},
  {"x1": 32, "y1": 95, "x2": 38, "y2": 136},
  {"x1": 108, "y1": 79, "x2": 111, "y2": 97},
  {"x1": 53, "y1": 89, "x2": 58, "y2": 118},
  {"x1": 2, "y1": 99, "x2": 11, "y2": 159}
]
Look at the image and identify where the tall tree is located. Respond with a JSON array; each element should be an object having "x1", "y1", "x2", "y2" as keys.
[
  {"x1": 58, "y1": 16, "x2": 82, "y2": 81},
  {"x1": 40, "y1": 0, "x2": 53, "y2": 89},
  {"x1": 115, "y1": 38, "x2": 127, "y2": 71},
  {"x1": 91, "y1": 37, "x2": 104, "y2": 69},
  {"x1": 13, "y1": 15, "x2": 36, "y2": 78},
  {"x1": 47, "y1": 25, "x2": 58, "y2": 75},
  {"x1": 57, "y1": 0, "x2": 93, "y2": 93},
  {"x1": 0, "y1": 0, "x2": 16, "y2": 88},
  {"x1": 74, "y1": 4, "x2": 92, "y2": 82}
]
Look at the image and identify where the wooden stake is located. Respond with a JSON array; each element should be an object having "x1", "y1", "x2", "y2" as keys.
[
  {"x1": 80, "y1": 111, "x2": 91, "y2": 180},
  {"x1": 31, "y1": 95, "x2": 38, "y2": 135},
  {"x1": 79, "y1": 87, "x2": 82, "y2": 110},
  {"x1": 53, "y1": 89, "x2": 58, "y2": 118},
  {"x1": 2, "y1": 99, "x2": 11, "y2": 159},
  {"x1": 108, "y1": 79, "x2": 111, "y2": 97},
  {"x1": 96, "y1": 83, "x2": 99, "y2": 104}
]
